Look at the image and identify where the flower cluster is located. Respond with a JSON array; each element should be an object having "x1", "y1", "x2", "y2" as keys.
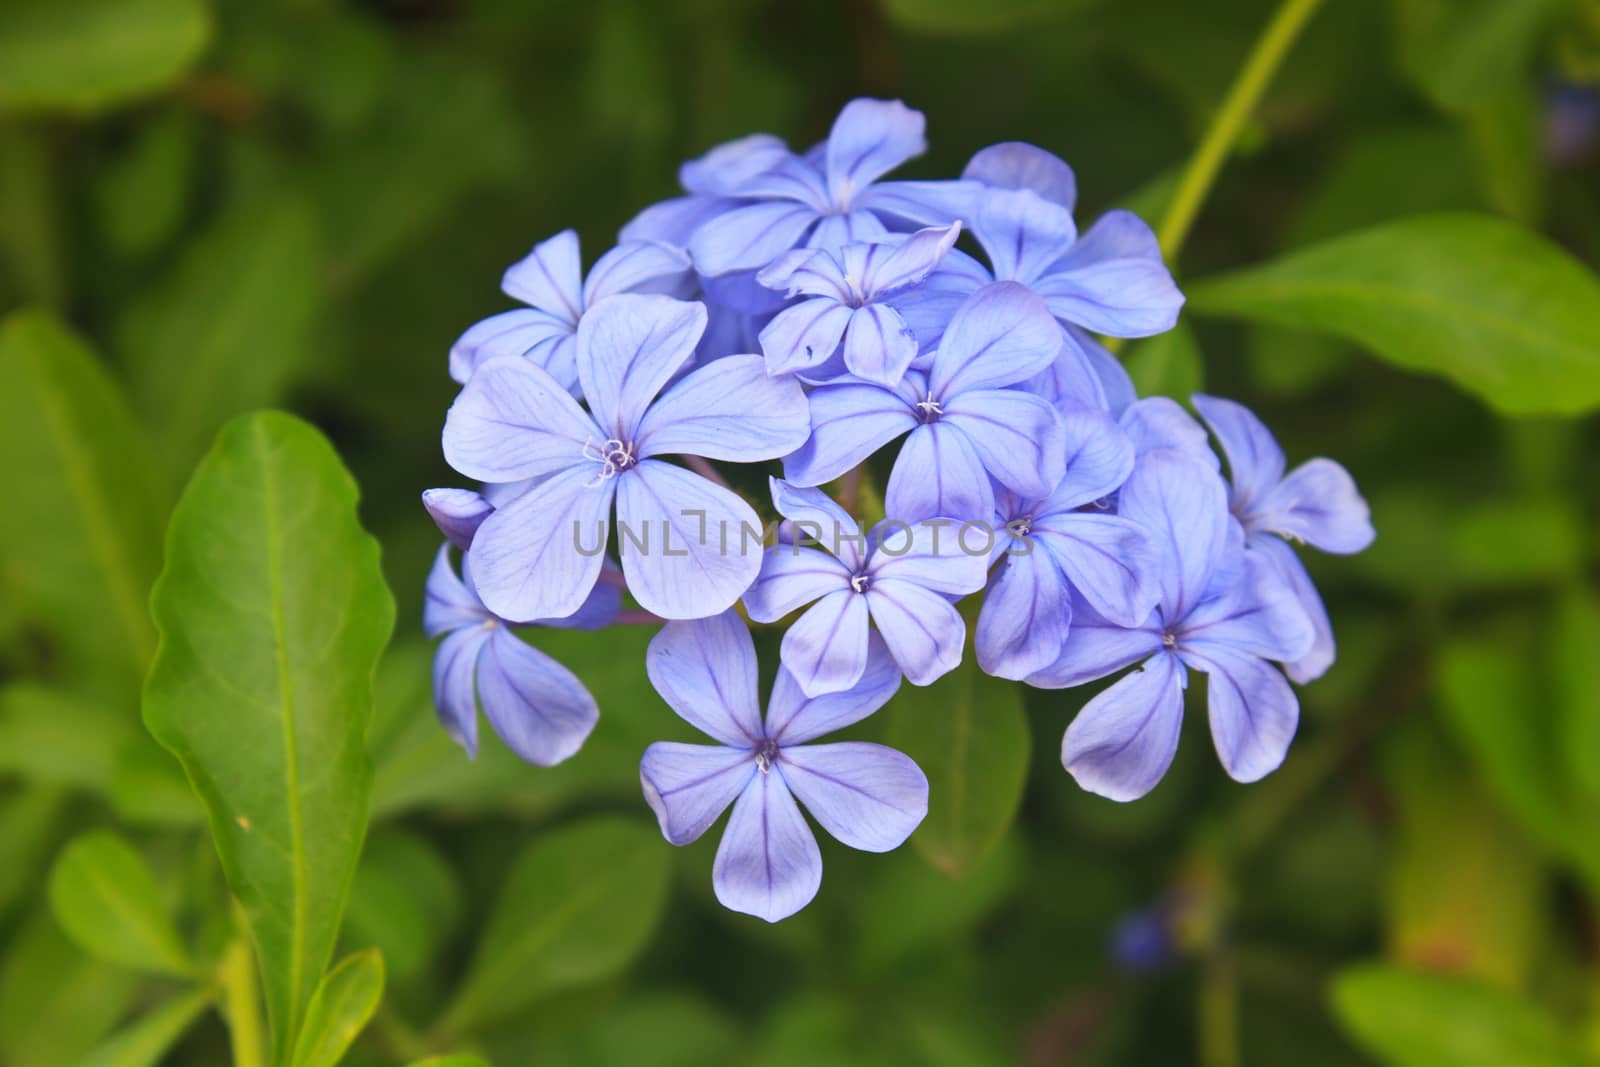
[{"x1": 424, "y1": 99, "x2": 1374, "y2": 921}]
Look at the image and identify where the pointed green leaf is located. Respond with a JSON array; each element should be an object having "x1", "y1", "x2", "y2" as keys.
[
  {"x1": 143, "y1": 411, "x2": 394, "y2": 1061},
  {"x1": 439, "y1": 818, "x2": 671, "y2": 1035},
  {"x1": 290, "y1": 949, "x2": 385, "y2": 1067},
  {"x1": 884, "y1": 655, "x2": 1030, "y2": 876},
  {"x1": 47, "y1": 830, "x2": 192, "y2": 976},
  {"x1": 118, "y1": 195, "x2": 322, "y2": 482},
  {"x1": 83, "y1": 987, "x2": 213, "y2": 1067},
  {"x1": 1122, "y1": 320, "x2": 1204, "y2": 399},
  {"x1": 1331, "y1": 964, "x2": 1587, "y2": 1067},
  {"x1": 0, "y1": 311, "x2": 162, "y2": 686},
  {"x1": 0, "y1": 0, "x2": 210, "y2": 115},
  {"x1": 1187, "y1": 214, "x2": 1600, "y2": 415}
]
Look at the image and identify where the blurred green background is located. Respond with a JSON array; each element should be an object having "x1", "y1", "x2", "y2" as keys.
[{"x1": 2, "y1": 0, "x2": 1599, "y2": 1064}]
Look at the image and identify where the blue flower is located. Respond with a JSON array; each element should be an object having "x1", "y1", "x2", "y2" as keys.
[
  {"x1": 1192, "y1": 394, "x2": 1375, "y2": 683},
  {"x1": 755, "y1": 223, "x2": 960, "y2": 385},
  {"x1": 743, "y1": 480, "x2": 989, "y2": 696},
  {"x1": 639, "y1": 611, "x2": 926, "y2": 923},
  {"x1": 449, "y1": 229, "x2": 691, "y2": 389},
  {"x1": 442, "y1": 294, "x2": 811, "y2": 621},
  {"x1": 1028, "y1": 451, "x2": 1316, "y2": 800},
  {"x1": 978, "y1": 409, "x2": 1161, "y2": 680},
  {"x1": 621, "y1": 99, "x2": 976, "y2": 282},
  {"x1": 424, "y1": 531, "x2": 619, "y2": 766},
  {"x1": 784, "y1": 281, "x2": 1068, "y2": 523}
]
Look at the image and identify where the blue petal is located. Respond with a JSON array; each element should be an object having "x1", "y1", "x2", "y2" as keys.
[
  {"x1": 442, "y1": 357, "x2": 600, "y2": 484},
  {"x1": 1177, "y1": 546, "x2": 1315, "y2": 664},
  {"x1": 858, "y1": 223, "x2": 962, "y2": 296},
  {"x1": 620, "y1": 194, "x2": 740, "y2": 246},
  {"x1": 1121, "y1": 397, "x2": 1219, "y2": 467},
  {"x1": 423, "y1": 544, "x2": 487, "y2": 636},
  {"x1": 645, "y1": 611, "x2": 764, "y2": 745},
  {"x1": 469, "y1": 467, "x2": 615, "y2": 624},
  {"x1": 1026, "y1": 596, "x2": 1164, "y2": 689},
  {"x1": 977, "y1": 547, "x2": 1072, "y2": 680},
  {"x1": 866, "y1": 513, "x2": 991, "y2": 596},
  {"x1": 583, "y1": 240, "x2": 693, "y2": 305},
  {"x1": 825, "y1": 98, "x2": 927, "y2": 206},
  {"x1": 690, "y1": 200, "x2": 819, "y2": 276},
  {"x1": 738, "y1": 155, "x2": 833, "y2": 210},
  {"x1": 857, "y1": 179, "x2": 983, "y2": 228},
  {"x1": 1190, "y1": 393, "x2": 1285, "y2": 512},
  {"x1": 1061, "y1": 651, "x2": 1186, "y2": 801},
  {"x1": 759, "y1": 297, "x2": 853, "y2": 375},
  {"x1": 962, "y1": 141, "x2": 1077, "y2": 210},
  {"x1": 1079, "y1": 326, "x2": 1138, "y2": 415},
  {"x1": 636, "y1": 354, "x2": 810, "y2": 461},
  {"x1": 783, "y1": 382, "x2": 917, "y2": 487},
  {"x1": 806, "y1": 209, "x2": 889, "y2": 253},
  {"x1": 449, "y1": 308, "x2": 573, "y2": 386},
  {"x1": 779, "y1": 589, "x2": 872, "y2": 697},
  {"x1": 537, "y1": 562, "x2": 623, "y2": 631},
  {"x1": 577, "y1": 294, "x2": 707, "y2": 441},
  {"x1": 615, "y1": 460, "x2": 766, "y2": 620},
  {"x1": 757, "y1": 248, "x2": 851, "y2": 301},
  {"x1": 1035, "y1": 210, "x2": 1184, "y2": 337},
  {"x1": 768, "y1": 478, "x2": 867, "y2": 570},
  {"x1": 431, "y1": 625, "x2": 488, "y2": 756},
  {"x1": 1117, "y1": 450, "x2": 1231, "y2": 622},
  {"x1": 780, "y1": 742, "x2": 928, "y2": 852},
  {"x1": 765, "y1": 633, "x2": 902, "y2": 743},
  {"x1": 501, "y1": 230, "x2": 583, "y2": 323},
  {"x1": 1036, "y1": 407, "x2": 1134, "y2": 512},
  {"x1": 713, "y1": 771, "x2": 822, "y2": 923},
  {"x1": 743, "y1": 546, "x2": 852, "y2": 623},
  {"x1": 884, "y1": 422, "x2": 995, "y2": 526},
  {"x1": 940, "y1": 387, "x2": 1066, "y2": 499},
  {"x1": 679, "y1": 133, "x2": 793, "y2": 195},
  {"x1": 843, "y1": 303, "x2": 919, "y2": 386},
  {"x1": 929, "y1": 281, "x2": 1062, "y2": 398},
  {"x1": 1254, "y1": 535, "x2": 1337, "y2": 684},
  {"x1": 864, "y1": 578, "x2": 968, "y2": 686},
  {"x1": 1179, "y1": 643, "x2": 1298, "y2": 784},
  {"x1": 1032, "y1": 514, "x2": 1161, "y2": 627},
  {"x1": 640, "y1": 742, "x2": 755, "y2": 845},
  {"x1": 476, "y1": 627, "x2": 599, "y2": 766},
  {"x1": 1256, "y1": 458, "x2": 1375, "y2": 555},
  {"x1": 1024, "y1": 327, "x2": 1110, "y2": 413},
  {"x1": 422, "y1": 488, "x2": 494, "y2": 552},
  {"x1": 972, "y1": 187, "x2": 1077, "y2": 285}
]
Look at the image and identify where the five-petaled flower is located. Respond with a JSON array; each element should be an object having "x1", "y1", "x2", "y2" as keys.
[{"x1": 640, "y1": 611, "x2": 928, "y2": 923}]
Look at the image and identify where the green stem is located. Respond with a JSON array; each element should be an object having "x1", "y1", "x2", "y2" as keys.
[
  {"x1": 1199, "y1": 947, "x2": 1240, "y2": 1067},
  {"x1": 1156, "y1": 0, "x2": 1326, "y2": 262},
  {"x1": 219, "y1": 936, "x2": 267, "y2": 1067}
]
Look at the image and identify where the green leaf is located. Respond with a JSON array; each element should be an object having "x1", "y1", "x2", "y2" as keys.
[
  {"x1": 47, "y1": 830, "x2": 193, "y2": 976},
  {"x1": 1186, "y1": 214, "x2": 1600, "y2": 416},
  {"x1": 0, "y1": 311, "x2": 163, "y2": 685},
  {"x1": 1554, "y1": 594, "x2": 1600, "y2": 800},
  {"x1": 0, "y1": 683, "x2": 129, "y2": 789},
  {"x1": 880, "y1": 0, "x2": 1099, "y2": 35},
  {"x1": 0, "y1": 123, "x2": 66, "y2": 308},
  {"x1": 1331, "y1": 964, "x2": 1587, "y2": 1067},
  {"x1": 0, "y1": 785, "x2": 67, "y2": 917},
  {"x1": 343, "y1": 829, "x2": 461, "y2": 980},
  {"x1": 0, "y1": 909, "x2": 139, "y2": 1065},
  {"x1": 290, "y1": 948, "x2": 385, "y2": 1067},
  {"x1": 439, "y1": 817, "x2": 671, "y2": 1036},
  {"x1": 884, "y1": 655, "x2": 1030, "y2": 876},
  {"x1": 0, "y1": 0, "x2": 210, "y2": 115},
  {"x1": 1121, "y1": 320, "x2": 1204, "y2": 399},
  {"x1": 83, "y1": 987, "x2": 213, "y2": 1067},
  {"x1": 143, "y1": 411, "x2": 395, "y2": 1061},
  {"x1": 1391, "y1": 0, "x2": 1568, "y2": 114},
  {"x1": 118, "y1": 195, "x2": 322, "y2": 481},
  {"x1": 93, "y1": 109, "x2": 198, "y2": 258}
]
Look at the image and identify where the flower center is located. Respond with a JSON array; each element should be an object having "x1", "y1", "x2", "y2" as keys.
[
  {"x1": 849, "y1": 571, "x2": 871, "y2": 593},
  {"x1": 755, "y1": 738, "x2": 780, "y2": 773},
  {"x1": 582, "y1": 437, "x2": 637, "y2": 484},
  {"x1": 1162, "y1": 631, "x2": 1177, "y2": 649},
  {"x1": 1006, "y1": 516, "x2": 1033, "y2": 539},
  {"x1": 914, "y1": 397, "x2": 943, "y2": 424}
]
